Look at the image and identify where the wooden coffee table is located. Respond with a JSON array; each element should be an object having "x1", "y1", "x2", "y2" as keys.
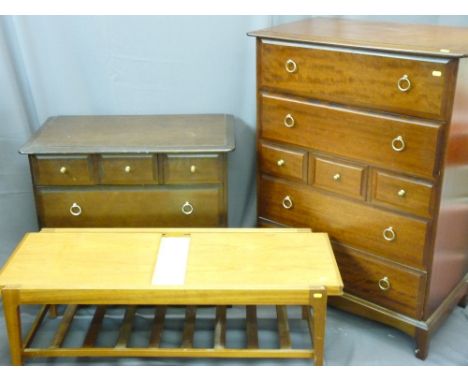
[{"x1": 0, "y1": 228, "x2": 343, "y2": 365}]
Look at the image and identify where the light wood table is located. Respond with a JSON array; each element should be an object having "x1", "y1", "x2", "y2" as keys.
[{"x1": 0, "y1": 228, "x2": 343, "y2": 365}]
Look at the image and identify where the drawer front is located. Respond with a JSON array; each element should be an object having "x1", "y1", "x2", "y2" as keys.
[
  {"x1": 312, "y1": 157, "x2": 365, "y2": 199},
  {"x1": 260, "y1": 42, "x2": 454, "y2": 120},
  {"x1": 334, "y1": 247, "x2": 426, "y2": 319},
  {"x1": 163, "y1": 154, "x2": 222, "y2": 184},
  {"x1": 259, "y1": 177, "x2": 428, "y2": 269},
  {"x1": 370, "y1": 170, "x2": 434, "y2": 218},
  {"x1": 260, "y1": 94, "x2": 441, "y2": 179},
  {"x1": 259, "y1": 142, "x2": 307, "y2": 182},
  {"x1": 33, "y1": 156, "x2": 94, "y2": 186},
  {"x1": 100, "y1": 155, "x2": 157, "y2": 185},
  {"x1": 37, "y1": 187, "x2": 222, "y2": 227}
]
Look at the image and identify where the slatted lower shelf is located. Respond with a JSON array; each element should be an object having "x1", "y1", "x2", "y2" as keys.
[{"x1": 21, "y1": 304, "x2": 319, "y2": 363}]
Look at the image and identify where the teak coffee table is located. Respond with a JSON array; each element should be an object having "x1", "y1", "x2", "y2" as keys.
[{"x1": 0, "y1": 228, "x2": 343, "y2": 365}]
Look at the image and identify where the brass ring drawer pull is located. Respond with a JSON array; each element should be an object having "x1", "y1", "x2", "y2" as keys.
[
  {"x1": 397, "y1": 74, "x2": 411, "y2": 92},
  {"x1": 391, "y1": 136, "x2": 406, "y2": 152},
  {"x1": 282, "y1": 195, "x2": 293, "y2": 209},
  {"x1": 285, "y1": 59, "x2": 297, "y2": 73},
  {"x1": 60, "y1": 166, "x2": 67, "y2": 174},
  {"x1": 124, "y1": 165, "x2": 131, "y2": 173},
  {"x1": 383, "y1": 226, "x2": 396, "y2": 242},
  {"x1": 277, "y1": 159, "x2": 285, "y2": 167},
  {"x1": 283, "y1": 114, "x2": 295, "y2": 128},
  {"x1": 190, "y1": 165, "x2": 197, "y2": 173},
  {"x1": 181, "y1": 201, "x2": 194, "y2": 215},
  {"x1": 69, "y1": 202, "x2": 82, "y2": 217},
  {"x1": 378, "y1": 276, "x2": 391, "y2": 291}
]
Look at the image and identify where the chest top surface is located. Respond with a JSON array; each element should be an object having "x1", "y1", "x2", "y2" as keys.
[
  {"x1": 248, "y1": 17, "x2": 468, "y2": 57},
  {"x1": 20, "y1": 114, "x2": 236, "y2": 154}
]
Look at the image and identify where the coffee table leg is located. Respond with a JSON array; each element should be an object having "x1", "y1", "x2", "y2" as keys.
[
  {"x1": 2, "y1": 289, "x2": 23, "y2": 366},
  {"x1": 311, "y1": 290, "x2": 327, "y2": 366}
]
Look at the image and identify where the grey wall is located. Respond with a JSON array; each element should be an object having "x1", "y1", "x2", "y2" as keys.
[{"x1": 1, "y1": 15, "x2": 468, "y2": 267}]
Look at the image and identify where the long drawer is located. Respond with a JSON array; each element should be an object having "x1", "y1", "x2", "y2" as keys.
[
  {"x1": 260, "y1": 93, "x2": 441, "y2": 179},
  {"x1": 260, "y1": 41, "x2": 455, "y2": 120},
  {"x1": 334, "y1": 246, "x2": 426, "y2": 319},
  {"x1": 259, "y1": 176, "x2": 429, "y2": 269},
  {"x1": 36, "y1": 187, "x2": 222, "y2": 227}
]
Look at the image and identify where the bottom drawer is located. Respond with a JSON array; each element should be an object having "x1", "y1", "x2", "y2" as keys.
[
  {"x1": 37, "y1": 187, "x2": 223, "y2": 227},
  {"x1": 334, "y1": 246, "x2": 426, "y2": 319}
]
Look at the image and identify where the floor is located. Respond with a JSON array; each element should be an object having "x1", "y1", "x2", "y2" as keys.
[{"x1": 0, "y1": 303, "x2": 467, "y2": 366}]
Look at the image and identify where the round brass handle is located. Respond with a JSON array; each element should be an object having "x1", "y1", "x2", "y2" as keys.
[
  {"x1": 333, "y1": 173, "x2": 341, "y2": 181},
  {"x1": 181, "y1": 201, "x2": 194, "y2": 215},
  {"x1": 190, "y1": 165, "x2": 197, "y2": 173},
  {"x1": 285, "y1": 59, "x2": 297, "y2": 73},
  {"x1": 277, "y1": 159, "x2": 285, "y2": 167},
  {"x1": 282, "y1": 195, "x2": 293, "y2": 209},
  {"x1": 397, "y1": 189, "x2": 406, "y2": 197},
  {"x1": 283, "y1": 113, "x2": 295, "y2": 128},
  {"x1": 397, "y1": 74, "x2": 411, "y2": 92},
  {"x1": 60, "y1": 166, "x2": 67, "y2": 174},
  {"x1": 383, "y1": 226, "x2": 396, "y2": 242},
  {"x1": 378, "y1": 276, "x2": 391, "y2": 291},
  {"x1": 391, "y1": 136, "x2": 406, "y2": 152},
  {"x1": 124, "y1": 165, "x2": 131, "y2": 173},
  {"x1": 69, "y1": 202, "x2": 82, "y2": 217}
]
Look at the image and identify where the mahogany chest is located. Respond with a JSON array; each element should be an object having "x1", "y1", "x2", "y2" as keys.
[
  {"x1": 20, "y1": 114, "x2": 235, "y2": 228},
  {"x1": 249, "y1": 18, "x2": 468, "y2": 359}
]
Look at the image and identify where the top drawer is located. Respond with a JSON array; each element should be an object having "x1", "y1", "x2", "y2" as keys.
[
  {"x1": 32, "y1": 155, "x2": 94, "y2": 186},
  {"x1": 260, "y1": 41, "x2": 456, "y2": 120},
  {"x1": 163, "y1": 154, "x2": 222, "y2": 184}
]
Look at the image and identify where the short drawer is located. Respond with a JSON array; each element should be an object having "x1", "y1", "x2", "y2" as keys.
[
  {"x1": 370, "y1": 170, "x2": 434, "y2": 218},
  {"x1": 259, "y1": 142, "x2": 307, "y2": 182},
  {"x1": 260, "y1": 93, "x2": 441, "y2": 179},
  {"x1": 334, "y1": 247, "x2": 426, "y2": 319},
  {"x1": 312, "y1": 157, "x2": 365, "y2": 199},
  {"x1": 259, "y1": 176, "x2": 429, "y2": 269},
  {"x1": 32, "y1": 155, "x2": 94, "y2": 186},
  {"x1": 99, "y1": 155, "x2": 157, "y2": 185},
  {"x1": 163, "y1": 154, "x2": 222, "y2": 184},
  {"x1": 260, "y1": 41, "x2": 455, "y2": 120},
  {"x1": 36, "y1": 187, "x2": 222, "y2": 227}
]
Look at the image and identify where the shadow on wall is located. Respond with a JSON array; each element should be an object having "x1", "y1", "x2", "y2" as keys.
[{"x1": 228, "y1": 116, "x2": 256, "y2": 228}]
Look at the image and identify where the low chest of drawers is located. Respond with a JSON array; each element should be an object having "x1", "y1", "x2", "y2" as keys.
[
  {"x1": 249, "y1": 18, "x2": 468, "y2": 359},
  {"x1": 20, "y1": 114, "x2": 235, "y2": 228}
]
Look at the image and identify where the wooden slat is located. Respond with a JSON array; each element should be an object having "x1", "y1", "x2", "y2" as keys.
[
  {"x1": 276, "y1": 306, "x2": 292, "y2": 349},
  {"x1": 82, "y1": 306, "x2": 107, "y2": 348},
  {"x1": 24, "y1": 347, "x2": 314, "y2": 359},
  {"x1": 115, "y1": 306, "x2": 137, "y2": 348},
  {"x1": 181, "y1": 306, "x2": 197, "y2": 348},
  {"x1": 24, "y1": 305, "x2": 50, "y2": 348},
  {"x1": 246, "y1": 306, "x2": 259, "y2": 349},
  {"x1": 49, "y1": 304, "x2": 78, "y2": 348},
  {"x1": 148, "y1": 306, "x2": 167, "y2": 348},
  {"x1": 214, "y1": 306, "x2": 227, "y2": 349}
]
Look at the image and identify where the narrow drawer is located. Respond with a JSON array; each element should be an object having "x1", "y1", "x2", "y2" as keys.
[
  {"x1": 370, "y1": 170, "x2": 434, "y2": 218},
  {"x1": 312, "y1": 157, "x2": 365, "y2": 199},
  {"x1": 36, "y1": 187, "x2": 222, "y2": 227},
  {"x1": 163, "y1": 154, "x2": 221, "y2": 184},
  {"x1": 260, "y1": 93, "x2": 441, "y2": 179},
  {"x1": 259, "y1": 142, "x2": 307, "y2": 182},
  {"x1": 99, "y1": 155, "x2": 157, "y2": 185},
  {"x1": 260, "y1": 41, "x2": 455, "y2": 120},
  {"x1": 259, "y1": 176, "x2": 429, "y2": 269},
  {"x1": 334, "y1": 247, "x2": 426, "y2": 319},
  {"x1": 32, "y1": 155, "x2": 94, "y2": 186}
]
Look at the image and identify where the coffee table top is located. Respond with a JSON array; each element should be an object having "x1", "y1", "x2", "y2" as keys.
[{"x1": 0, "y1": 228, "x2": 343, "y2": 303}]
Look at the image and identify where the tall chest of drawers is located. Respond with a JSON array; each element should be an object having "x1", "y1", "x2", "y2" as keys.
[
  {"x1": 249, "y1": 18, "x2": 468, "y2": 359},
  {"x1": 20, "y1": 115, "x2": 235, "y2": 228}
]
